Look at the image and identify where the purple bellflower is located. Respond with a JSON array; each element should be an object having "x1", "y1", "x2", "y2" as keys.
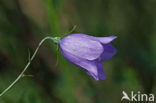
[
  {"x1": 0, "y1": 33, "x2": 116, "y2": 97},
  {"x1": 59, "y1": 33, "x2": 117, "y2": 81}
]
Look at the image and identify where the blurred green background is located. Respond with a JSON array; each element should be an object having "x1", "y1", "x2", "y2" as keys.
[{"x1": 0, "y1": 0, "x2": 156, "y2": 103}]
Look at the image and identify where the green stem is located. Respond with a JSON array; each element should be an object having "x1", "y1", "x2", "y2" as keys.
[{"x1": 0, "y1": 36, "x2": 59, "y2": 97}]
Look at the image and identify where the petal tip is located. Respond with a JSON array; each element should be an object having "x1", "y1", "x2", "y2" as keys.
[
  {"x1": 110, "y1": 36, "x2": 117, "y2": 40},
  {"x1": 94, "y1": 76, "x2": 106, "y2": 81},
  {"x1": 96, "y1": 35, "x2": 117, "y2": 44}
]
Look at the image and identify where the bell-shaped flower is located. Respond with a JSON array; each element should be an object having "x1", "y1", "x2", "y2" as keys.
[{"x1": 59, "y1": 33, "x2": 117, "y2": 80}]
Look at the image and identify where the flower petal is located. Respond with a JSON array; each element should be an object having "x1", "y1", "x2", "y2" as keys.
[
  {"x1": 60, "y1": 34, "x2": 104, "y2": 60},
  {"x1": 100, "y1": 44, "x2": 117, "y2": 62},
  {"x1": 65, "y1": 33, "x2": 117, "y2": 44},
  {"x1": 60, "y1": 47, "x2": 106, "y2": 80},
  {"x1": 95, "y1": 36, "x2": 117, "y2": 44},
  {"x1": 87, "y1": 62, "x2": 106, "y2": 80}
]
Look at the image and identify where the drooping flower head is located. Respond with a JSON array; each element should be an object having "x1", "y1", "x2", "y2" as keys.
[{"x1": 59, "y1": 33, "x2": 117, "y2": 81}]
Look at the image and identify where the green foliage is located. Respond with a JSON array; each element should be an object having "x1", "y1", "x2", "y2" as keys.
[{"x1": 0, "y1": 0, "x2": 156, "y2": 103}]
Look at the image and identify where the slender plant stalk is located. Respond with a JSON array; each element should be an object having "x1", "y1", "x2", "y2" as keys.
[{"x1": 0, "y1": 36, "x2": 59, "y2": 97}]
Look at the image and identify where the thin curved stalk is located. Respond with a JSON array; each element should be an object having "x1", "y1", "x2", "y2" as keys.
[{"x1": 0, "y1": 36, "x2": 59, "y2": 97}]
